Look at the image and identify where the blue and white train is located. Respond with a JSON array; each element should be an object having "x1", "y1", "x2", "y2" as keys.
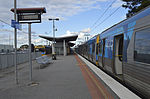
[{"x1": 76, "y1": 6, "x2": 150, "y2": 98}]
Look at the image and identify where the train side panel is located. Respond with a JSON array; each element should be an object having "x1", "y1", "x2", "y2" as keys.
[
  {"x1": 103, "y1": 36, "x2": 114, "y2": 73},
  {"x1": 76, "y1": 6, "x2": 150, "y2": 98},
  {"x1": 123, "y1": 15, "x2": 150, "y2": 97}
]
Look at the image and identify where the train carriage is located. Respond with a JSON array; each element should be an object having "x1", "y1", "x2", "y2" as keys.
[
  {"x1": 76, "y1": 6, "x2": 150, "y2": 98},
  {"x1": 87, "y1": 36, "x2": 97, "y2": 62}
]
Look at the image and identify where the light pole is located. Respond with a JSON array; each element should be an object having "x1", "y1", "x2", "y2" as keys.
[{"x1": 48, "y1": 18, "x2": 59, "y2": 60}]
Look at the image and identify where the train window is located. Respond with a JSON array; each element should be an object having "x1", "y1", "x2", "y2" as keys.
[
  {"x1": 103, "y1": 39, "x2": 105, "y2": 56},
  {"x1": 99, "y1": 41, "x2": 103, "y2": 54},
  {"x1": 134, "y1": 28, "x2": 150, "y2": 64},
  {"x1": 85, "y1": 45, "x2": 87, "y2": 53},
  {"x1": 92, "y1": 43, "x2": 95, "y2": 53},
  {"x1": 118, "y1": 37, "x2": 123, "y2": 61},
  {"x1": 96, "y1": 44, "x2": 99, "y2": 54}
]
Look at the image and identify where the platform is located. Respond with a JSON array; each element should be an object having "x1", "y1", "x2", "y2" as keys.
[{"x1": 0, "y1": 54, "x2": 140, "y2": 99}]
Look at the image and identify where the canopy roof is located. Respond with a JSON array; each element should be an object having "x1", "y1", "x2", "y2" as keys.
[
  {"x1": 39, "y1": 35, "x2": 78, "y2": 42},
  {"x1": 11, "y1": 7, "x2": 46, "y2": 14},
  {"x1": 68, "y1": 42, "x2": 75, "y2": 47}
]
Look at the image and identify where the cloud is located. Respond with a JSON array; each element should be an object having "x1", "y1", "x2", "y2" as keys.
[
  {"x1": 0, "y1": 0, "x2": 13, "y2": 23},
  {"x1": 79, "y1": 28, "x2": 91, "y2": 33},
  {"x1": 61, "y1": 28, "x2": 93, "y2": 45},
  {"x1": 61, "y1": 30, "x2": 78, "y2": 37},
  {"x1": 0, "y1": 0, "x2": 108, "y2": 22},
  {"x1": 112, "y1": 0, "x2": 124, "y2": 8},
  {"x1": 32, "y1": 38, "x2": 43, "y2": 43},
  {"x1": 0, "y1": 32, "x2": 13, "y2": 45},
  {"x1": 0, "y1": 0, "x2": 111, "y2": 46}
]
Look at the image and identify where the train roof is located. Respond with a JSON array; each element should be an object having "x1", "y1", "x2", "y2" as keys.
[
  {"x1": 101, "y1": 6, "x2": 150, "y2": 36},
  {"x1": 86, "y1": 34, "x2": 98, "y2": 44},
  {"x1": 77, "y1": 6, "x2": 150, "y2": 46}
]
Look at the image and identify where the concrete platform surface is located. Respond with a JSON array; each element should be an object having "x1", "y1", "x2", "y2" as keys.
[
  {"x1": 0, "y1": 55, "x2": 92, "y2": 99},
  {"x1": 0, "y1": 54, "x2": 132, "y2": 99}
]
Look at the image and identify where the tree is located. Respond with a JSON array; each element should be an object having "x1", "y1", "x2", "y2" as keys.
[{"x1": 122, "y1": 0, "x2": 150, "y2": 18}]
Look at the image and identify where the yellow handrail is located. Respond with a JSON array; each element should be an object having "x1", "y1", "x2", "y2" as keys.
[{"x1": 115, "y1": 55, "x2": 122, "y2": 57}]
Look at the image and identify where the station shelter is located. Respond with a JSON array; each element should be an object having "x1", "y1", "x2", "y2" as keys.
[{"x1": 39, "y1": 35, "x2": 78, "y2": 56}]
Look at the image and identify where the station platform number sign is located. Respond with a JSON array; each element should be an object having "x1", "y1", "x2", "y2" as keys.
[{"x1": 11, "y1": 20, "x2": 21, "y2": 30}]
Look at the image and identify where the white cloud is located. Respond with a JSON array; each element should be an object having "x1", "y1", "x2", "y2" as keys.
[
  {"x1": 79, "y1": 28, "x2": 91, "y2": 33},
  {"x1": 61, "y1": 30, "x2": 78, "y2": 37},
  {"x1": 61, "y1": 28, "x2": 93, "y2": 45},
  {"x1": 0, "y1": 0, "x2": 111, "y2": 46},
  {"x1": 0, "y1": 32, "x2": 13, "y2": 45},
  {"x1": 112, "y1": 0, "x2": 124, "y2": 8},
  {"x1": 32, "y1": 38, "x2": 43, "y2": 43},
  {"x1": 0, "y1": 0, "x2": 109, "y2": 22},
  {"x1": 62, "y1": 28, "x2": 91, "y2": 38}
]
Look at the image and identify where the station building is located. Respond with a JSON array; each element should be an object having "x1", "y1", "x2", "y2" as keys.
[{"x1": 39, "y1": 35, "x2": 78, "y2": 56}]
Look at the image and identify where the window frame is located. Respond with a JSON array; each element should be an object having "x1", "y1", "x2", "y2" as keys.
[
  {"x1": 99, "y1": 40, "x2": 103, "y2": 55},
  {"x1": 134, "y1": 27, "x2": 150, "y2": 64}
]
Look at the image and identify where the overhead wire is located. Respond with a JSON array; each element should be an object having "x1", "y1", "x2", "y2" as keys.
[
  {"x1": 0, "y1": 19, "x2": 11, "y2": 26},
  {"x1": 77, "y1": 0, "x2": 120, "y2": 42},
  {"x1": 0, "y1": 18, "x2": 40, "y2": 37},
  {"x1": 0, "y1": 1, "x2": 47, "y2": 45},
  {"x1": 90, "y1": 0, "x2": 117, "y2": 30},
  {"x1": 91, "y1": 6, "x2": 121, "y2": 33},
  {"x1": 77, "y1": 0, "x2": 118, "y2": 41}
]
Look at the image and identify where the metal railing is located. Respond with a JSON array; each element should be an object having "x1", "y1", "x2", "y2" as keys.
[{"x1": 0, "y1": 52, "x2": 41, "y2": 69}]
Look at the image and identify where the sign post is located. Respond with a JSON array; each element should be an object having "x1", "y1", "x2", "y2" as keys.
[
  {"x1": 28, "y1": 23, "x2": 32, "y2": 81},
  {"x1": 14, "y1": 0, "x2": 18, "y2": 84},
  {"x1": 11, "y1": 7, "x2": 46, "y2": 82}
]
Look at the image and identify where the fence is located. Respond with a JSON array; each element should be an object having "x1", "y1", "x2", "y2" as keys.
[{"x1": 0, "y1": 52, "x2": 41, "y2": 69}]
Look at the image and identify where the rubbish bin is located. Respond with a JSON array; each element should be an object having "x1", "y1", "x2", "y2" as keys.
[{"x1": 52, "y1": 54, "x2": 56, "y2": 60}]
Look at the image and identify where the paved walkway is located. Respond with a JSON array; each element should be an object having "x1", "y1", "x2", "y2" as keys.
[
  {"x1": 0, "y1": 55, "x2": 92, "y2": 99},
  {"x1": 0, "y1": 54, "x2": 116, "y2": 99}
]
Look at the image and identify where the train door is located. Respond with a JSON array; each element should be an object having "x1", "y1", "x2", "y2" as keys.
[
  {"x1": 95, "y1": 35, "x2": 100, "y2": 65},
  {"x1": 102, "y1": 39, "x2": 105, "y2": 67},
  {"x1": 96, "y1": 43, "x2": 98, "y2": 65},
  {"x1": 87, "y1": 45, "x2": 90, "y2": 59},
  {"x1": 98, "y1": 40, "x2": 103, "y2": 67},
  {"x1": 114, "y1": 34, "x2": 123, "y2": 75},
  {"x1": 92, "y1": 42, "x2": 95, "y2": 61}
]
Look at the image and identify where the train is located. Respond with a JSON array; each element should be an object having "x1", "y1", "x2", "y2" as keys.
[
  {"x1": 35, "y1": 45, "x2": 52, "y2": 56},
  {"x1": 75, "y1": 6, "x2": 150, "y2": 98}
]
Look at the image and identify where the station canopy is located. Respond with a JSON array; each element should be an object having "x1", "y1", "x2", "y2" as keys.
[
  {"x1": 39, "y1": 35, "x2": 78, "y2": 47},
  {"x1": 39, "y1": 35, "x2": 78, "y2": 42}
]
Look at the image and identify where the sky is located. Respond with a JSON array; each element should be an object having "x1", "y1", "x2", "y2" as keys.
[{"x1": 0, "y1": 0, "x2": 128, "y2": 47}]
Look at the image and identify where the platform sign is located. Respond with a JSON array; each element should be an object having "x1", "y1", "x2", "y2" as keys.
[
  {"x1": 11, "y1": 20, "x2": 21, "y2": 30},
  {"x1": 10, "y1": 7, "x2": 46, "y2": 82},
  {"x1": 18, "y1": 14, "x2": 41, "y2": 23}
]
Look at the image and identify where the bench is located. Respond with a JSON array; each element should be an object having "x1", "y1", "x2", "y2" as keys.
[{"x1": 36, "y1": 55, "x2": 52, "y2": 68}]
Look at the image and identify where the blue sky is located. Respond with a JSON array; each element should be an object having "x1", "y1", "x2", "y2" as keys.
[{"x1": 0, "y1": 0, "x2": 128, "y2": 46}]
